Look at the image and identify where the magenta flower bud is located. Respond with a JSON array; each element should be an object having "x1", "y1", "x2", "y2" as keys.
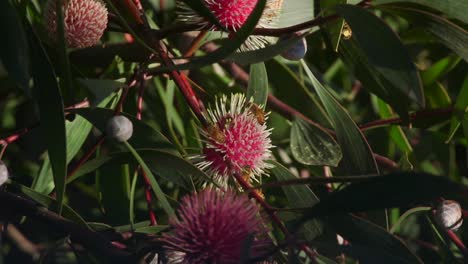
[
  {"x1": 436, "y1": 200, "x2": 463, "y2": 230},
  {"x1": 106, "y1": 115, "x2": 133, "y2": 142},
  {"x1": 44, "y1": 0, "x2": 108, "y2": 48},
  {"x1": 162, "y1": 189, "x2": 269, "y2": 263},
  {"x1": 196, "y1": 94, "x2": 273, "y2": 186}
]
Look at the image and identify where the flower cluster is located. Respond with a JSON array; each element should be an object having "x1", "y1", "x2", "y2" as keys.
[
  {"x1": 44, "y1": 0, "x2": 108, "y2": 48},
  {"x1": 162, "y1": 189, "x2": 269, "y2": 263},
  {"x1": 197, "y1": 94, "x2": 273, "y2": 186}
]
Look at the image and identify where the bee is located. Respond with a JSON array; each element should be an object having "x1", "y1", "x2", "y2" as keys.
[
  {"x1": 205, "y1": 124, "x2": 225, "y2": 143},
  {"x1": 248, "y1": 103, "x2": 266, "y2": 125},
  {"x1": 342, "y1": 22, "x2": 352, "y2": 40}
]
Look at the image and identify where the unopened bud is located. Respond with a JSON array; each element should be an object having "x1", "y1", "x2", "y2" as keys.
[
  {"x1": 280, "y1": 35, "x2": 308, "y2": 61},
  {"x1": 106, "y1": 115, "x2": 133, "y2": 142},
  {"x1": 0, "y1": 161, "x2": 9, "y2": 186},
  {"x1": 435, "y1": 200, "x2": 463, "y2": 230}
]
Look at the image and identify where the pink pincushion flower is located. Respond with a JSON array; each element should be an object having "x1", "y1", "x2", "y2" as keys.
[
  {"x1": 176, "y1": 0, "x2": 283, "y2": 50},
  {"x1": 197, "y1": 94, "x2": 273, "y2": 185},
  {"x1": 162, "y1": 189, "x2": 269, "y2": 263},
  {"x1": 44, "y1": 0, "x2": 108, "y2": 48}
]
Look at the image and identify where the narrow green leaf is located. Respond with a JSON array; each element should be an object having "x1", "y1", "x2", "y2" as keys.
[
  {"x1": 70, "y1": 107, "x2": 174, "y2": 151},
  {"x1": 33, "y1": 93, "x2": 117, "y2": 194},
  {"x1": 447, "y1": 76, "x2": 468, "y2": 142},
  {"x1": 33, "y1": 116, "x2": 93, "y2": 194},
  {"x1": 77, "y1": 78, "x2": 125, "y2": 105},
  {"x1": 270, "y1": 161, "x2": 322, "y2": 241},
  {"x1": 68, "y1": 149, "x2": 211, "y2": 191},
  {"x1": 336, "y1": 4, "x2": 424, "y2": 114},
  {"x1": 421, "y1": 55, "x2": 461, "y2": 86},
  {"x1": 299, "y1": 172, "x2": 461, "y2": 220},
  {"x1": 11, "y1": 182, "x2": 88, "y2": 227},
  {"x1": 301, "y1": 60, "x2": 378, "y2": 175},
  {"x1": 290, "y1": 118, "x2": 342, "y2": 166},
  {"x1": 29, "y1": 26, "x2": 67, "y2": 214},
  {"x1": 374, "y1": 97, "x2": 413, "y2": 153},
  {"x1": 320, "y1": 0, "x2": 347, "y2": 52},
  {"x1": 247, "y1": 63, "x2": 268, "y2": 106},
  {"x1": 389, "y1": 206, "x2": 431, "y2": 234},
  {"x1": 55, "y1": 0, "x2": 73, "y2": 101},
  {"x1": 0, "y1": 0, "x2": 30, "y2": 93},
  {"x1": 374, "y1": 0, "x2": 468, "y2": 24},
  {"x1": 425, "y1": 82, "x2": 451, "y2": 109},
  {"x1": 383, "y1": 6, "x2": 468, "y2": 62},
  {"x1": 123, "y1": 142, "x2": 175, "y2": 216},
  {"x1": 134, "y1": 225, "x2": 168, "y2": 234},
  {"x1": 329, "y1": 215, "x2": 422, "y2": 263}
]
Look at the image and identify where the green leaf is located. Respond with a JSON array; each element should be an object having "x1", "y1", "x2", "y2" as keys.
[
  {"x1": 270, "y1": 161, "x2": 322, "y2": 241},
  {"x1": 33, "y1": 116, "x2": 93, "y2": 194},
  {"x1": 335, "y1": 4, "x2": 424, "y2": 117},
  {"x1": 301, "y1": 60, "x2": 378, "y2": 175},
  {"x1": 299, "y1": 172, "x2": 461, "y2": 220},
  {"x1": 447, "y1": 76, "x2": 468, "y2": 142},
  {"x1": 149, "y1": 0, "x2": 267, "y2": 73},
  {"x1": 180, "y1": 0, "x2": 227, "y2": 31},
  {"x1": 68, "y1": 149, "x2": 206, "y2": 191},
  {"x1": 247, "y1": 63, "x2": 268, "y2": 106},
  {"x1": 55, "y1": 0, "x2": 73, "y2": 101},
  {"x1": 389, "y1": 206, "x2": 431, "y2": 234},
  {"x1": 329, "y1": 215, "x2": 422, "y2": 263},
  {"x1": 124, "y1": 142, "x2": 175, "y2": 216},
  {"x1": 266, "y1": 59, "x2": 330, "y2": 126},
  {"x1": 0, "y1": 0, "x2": 30, "y2": 93},
  {"x1": 70, "y1": 107, "x2": 174, "y2": 151},
  {"x1": 374, "y1": 0, "x2": 468, "y2": 24},
  {"x1": 97, "y1": 162, "x2": 131, "y2": 225},
  {"x1": 33, "y1": 93, "x2": 117, "y2": 194},
  {"x1": 320, "y1": 0, "x2": 347, "y2": 52},
  {"x1": 134, "y1": 225, "x2": 168, "y2": 234},
  {"x1": 425, "y1": 82, "x2": 451, "y2": 109},
  {"x1": 77, "y1": 78, "x2": 125, "y2": 105},
  {"x1": 11, "y1": 182, "x2": 88, "y2": 227},
  {"x1": 290, "y1": 118, "x2": 342, "y2": 166},
  {"x1": 382, "y1": 6, "x2": 468, "y2": 62},
  {"x1": 374, "y1": 97, "x2": 413, "y2": 153},
  {"x1": 29, "y1": 26, "x2": 67, "y2": 214},
  {"x1": 421, "y1": 55, "x2": 461, "y2": 86}
]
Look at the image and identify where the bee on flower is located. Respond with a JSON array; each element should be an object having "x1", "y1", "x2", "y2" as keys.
[{"x1": 196, "y1": 93, "x2": 273, "y2": 186}]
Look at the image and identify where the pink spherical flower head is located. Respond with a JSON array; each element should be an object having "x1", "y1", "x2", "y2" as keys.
[
  {"x1": 44, "y1": 0, "x2": 108, "y2": 48},
  {"x1": 177, "y1": 0, "x2": 283, "y2": 50},
  {"x1": 162, "y1": 189, "x2": 269, "y2": 263},
  {"x1": 197, "y1": 94, "x2": 273, "y2": 186}
]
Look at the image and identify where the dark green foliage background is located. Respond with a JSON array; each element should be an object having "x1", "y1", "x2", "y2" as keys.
[{"x1": 0, "y1": 0, "x2": 467, "y2": 263}]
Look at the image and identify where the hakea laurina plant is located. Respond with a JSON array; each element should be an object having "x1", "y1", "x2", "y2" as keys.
[
  {"x1": 176, "y1": 0, "x2": 283, "y2": 50},
  {"x1": 161, "y1": 188, "x2": 270, "y2": 263},
  {"x1": 196, "y1": 93, "x2": 273, "y2": 186},
  {"x1": 44, "y1": 0, "x2": 108, "y2": 48}
]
